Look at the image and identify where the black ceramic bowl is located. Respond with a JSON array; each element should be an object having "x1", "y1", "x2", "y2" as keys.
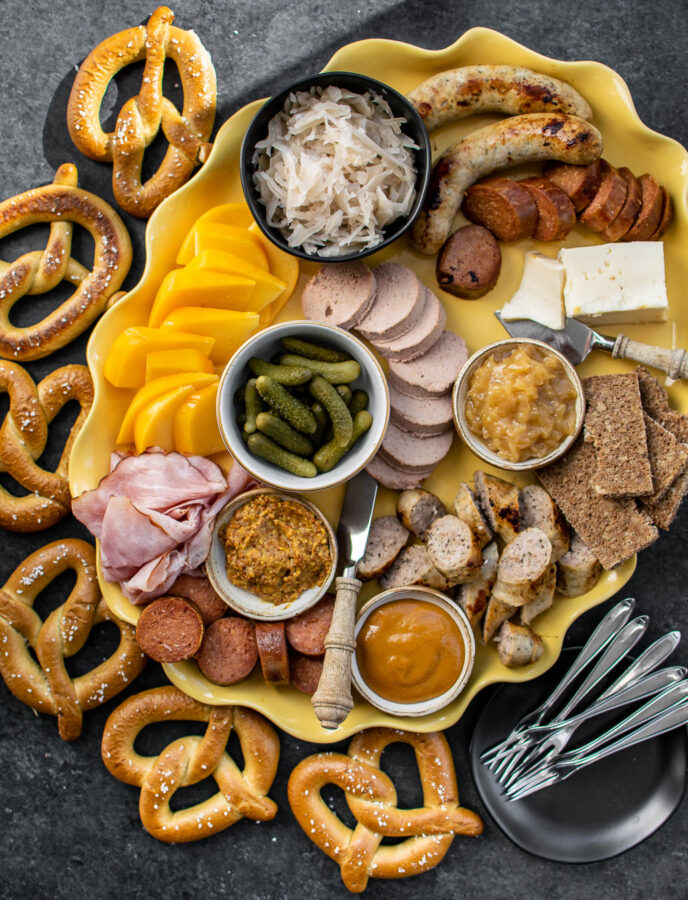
[{"x1": 240, "y1": 71, "x2": 431, "y2": 263}]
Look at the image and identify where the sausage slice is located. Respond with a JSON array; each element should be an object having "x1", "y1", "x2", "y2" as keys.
[
  {"x1": 301, "y1": 261, "x2": 376, "y2": 329},
  {"x1": 544, "y1": 159, "x2": 604, "y2": 211},
  {"x1": 389, "y1": 384, "x2": 453, "y2": 436},
  {"x1": 497, "y1": 621, "x2": 544, "y2": 667},
  {"x1": 255, "y1": 622, "x2": 290, "y2": 685},
  {"x1": 492, "y1": 527, "x2": 553, "y2": 607},
  {"x1": 520, "y1": 563, "x2": 556, "y2": 625},
  {"x1": 473, "y1": 471, "x2": 520, "y2": 543},
  {"x1": 518, "y1": 484, "x2": 570, "y2": 562},
  {"x1": 285, "y1": 595, "x2": 335, "y2": 656},
  {"x1": 168, "y1": 573, "x2": 227, "y2": 625},
  {"x1": 426, "y1": 515, "x2": 483, "y2": 584},
  {"x1": 462, "y1": 177, "x2": 537, "y2": 242},
  {"x1": 520, "y1": 177, "x2": 575, "y2": 241},
  {"x1": 457, "y1": 541, "x2": 498, "y2": 626},
  {"x1": 623, "y1": 174, "x2": 664, "y2": 241},
  {"x1": 649, "y1": 187, "x2": 672, "y2": 240},
  {"x1": 196, "y1": 618, "x2": 258, "y2": 685},
  {"x1": 389, "y1": 330, "x2": 468, "y2": 399},
  {"x1": 579, "y1": 162, "x2": 628, "y2": 231},
  {"x1": 483, "y1": 595, "x2": 516, "y2": 643},
  {"x1": 396, "y1": 489, "x2": 446, "y2": 539},
  {"x1": 366, "y1": 456, "x2": 429, "y2": 492},
  {"x1": 135, "y1": 596, "x2": 204, "y2": 663},
  {"x1": 557, "y1": 532, "x2": 603, "y2": 597},
  {"x1": 379, "y1": 422, "x2": 454, "y2": 474},
  {"x1": 356, "y1": 263, "x2": 424, "y2": 342},
  {"x1": 436, "y1": 225, "x2": 502, "y2": 299},
  {"x1": 453, "y1": 482, "x2": 493, "y2": 549},
  {"x1": 356, "y1": 517, "x2": 409, "y2": 581},
  {"x1": 379, "y1": 544, "x2": 449, "y2": 591},
  {"x1": 599, "y1": 167, "x2": 642, "y2": 242},
  {"x1": 372, "y1": 288, "x2": 446, "y2": 363},
  {"x1": 290, "y1": 653, "x2": 324, "y2": 695}
]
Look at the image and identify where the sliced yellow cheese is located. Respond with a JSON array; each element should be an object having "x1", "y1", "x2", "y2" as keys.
[
  {"x1": 176, "y1": 202, "x2": 254, "y2": 262},
  {"x1": 186, "y1": 249, "x2": 286, "y2": 310},
  {"x1": 148, "y1": 267, "x2": 257, "y2": 326},
  {"x1": 145, "y1": 348, "x2": 215, "y2": 382},
  {"x1": 177, "y1": 222, "x2": 268, "y2": 269},
  {"x1": 160, "y1": 307, "x2": 259, "y2": 363},
  {"x1": 174, "y1": 381, "x2": 225, "y2": 456},
  {"x1": 248, "y1": 222, "x2": 300, "y2": 320},
  {"x1": 117, "y1": 372, "x2": 218, "y2": 444},
  {"x1": 135, "y1": 384, "x2": 209, "y2": 455},
  {"x1": 104, "y1": 327, "x2": 216, "y2": 388}
]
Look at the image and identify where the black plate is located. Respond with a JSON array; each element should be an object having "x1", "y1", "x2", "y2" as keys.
[{"x1": 470, "y1": 648, "x2": 687, "y2": 863}]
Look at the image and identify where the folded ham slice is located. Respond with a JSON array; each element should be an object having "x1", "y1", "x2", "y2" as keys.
[{"x1": 73, "y1": 448, "x2": 256, "y2": 604}]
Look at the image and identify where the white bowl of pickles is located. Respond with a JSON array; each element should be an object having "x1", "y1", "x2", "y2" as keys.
[{"x1": 217, "y1": 320, "x2": 390, "y2": 491}]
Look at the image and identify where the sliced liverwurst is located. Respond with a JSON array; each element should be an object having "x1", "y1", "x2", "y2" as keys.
[
  {"x1": 389, "y1": 385, "x2": 453, "y2": 436},
  {"x1": 356, "y1": 262, "x2": 424, "y2": 341},
  {"x1": 379, "y1": 422, "x2": 454, "y2": 473},
  {"x1": 372, "y1": 288, "x2": 446, "y2": 362},
  {"x1": 366, "y1": 455, "x2": 430, "y2": 491},
  {"x1": 301, "y1": 261, "x2": 376, "y2": 329},
  {"x1": 389, "y1": 330, "x2": 468, "y2": 399}
]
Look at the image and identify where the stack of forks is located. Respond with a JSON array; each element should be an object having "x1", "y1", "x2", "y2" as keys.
[{"x1": 481, "y1": 598, "x2": 688, "y2": 801}]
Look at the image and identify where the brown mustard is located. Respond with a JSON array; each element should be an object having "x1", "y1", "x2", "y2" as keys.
[
  {"x1": 356, "y1": 599, "x2": 465, "y2": 703},
  {"x1": 465, "y1": 344, "x2": 578, "y2": 462},
  {"x1": 222, "y1": 493, "x2": 331, "y2": 603}
]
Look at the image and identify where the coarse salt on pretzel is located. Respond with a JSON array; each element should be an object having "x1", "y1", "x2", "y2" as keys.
[
  {"x1": 0, "y1": 360, "x2": 93, "y2": 531},
  {"x1": 67, "y1": 6, "x2": 216, "y2": 218},
  {"x1": 101, "y1": 685, "x2": 279, "y2": 842},
  {"x1": 0, "y1": 163, "x2": 131, "y2": 360},
  {"x1": 0, "y1": 539, "x2": 146, "y2": 740},
  {"x1": 288, "y1": 727, "x2": 483, "y2": 892}
]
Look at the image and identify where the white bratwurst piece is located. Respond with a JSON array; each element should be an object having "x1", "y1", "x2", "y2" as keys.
[
  {"x1": 396, "y1": 488, "x2": 446, "y2": 539},
  {"x1": 492, "y1": 527, "x2": 554, "y2": 608},
  {"x1": 498, "y1": 621, "x2": 544, "y2": 668},
  {"x1": 557, "y1": 532, "x2": 603, "y2": 597},
  {"x1": 379, "y1": 543, "x2": 449, "y2": 591},
  {"x1": 474, "y1": 471, "x2": 520, "y2": 544},
  {"x1": 457, "y1": 541, "x2": 499, "y2": 626},
  {"x1": 426, "y1": 515, "x2": 483, "y2": 584},
  {"x1": 357, "y1": 515, "x2": 409, "y2": 581},
  {"x1": 519, "y1": 484, "x2": 570, "y2": 562},
  {"x1": 454, "y1": 482, "x2": 493, "y2": 549}
]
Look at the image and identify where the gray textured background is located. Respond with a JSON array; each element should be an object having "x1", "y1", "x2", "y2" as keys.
[{"x1": 1, "y1": 1, "x2": 687, "y2": 897}]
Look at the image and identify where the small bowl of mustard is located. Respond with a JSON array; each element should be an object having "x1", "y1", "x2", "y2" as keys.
[
  {"x1": 206, "y1": 488, "x2": 337, "y2": 621},
  {"x1": 352, "y1": 587, "x2": 475, "y2": 717},
  {"x1": 452, "y1": 338, "x2": 585, "y2": 472}
]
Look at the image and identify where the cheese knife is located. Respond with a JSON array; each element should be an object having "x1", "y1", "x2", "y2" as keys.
[
  {"x1": 495, "y1": 312, "x2": 688, "y2": 380},
  {"x1": 312, "y1": 469, "x2": 377, "y2": 730}
]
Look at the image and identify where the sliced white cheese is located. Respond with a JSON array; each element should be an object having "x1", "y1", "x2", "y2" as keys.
[
  {"x1": 500, "y1": 251, "x2": 566, "y2": 330},
  {"x1": 558, "y1": 242, "x2": 668, "y2": 325}
]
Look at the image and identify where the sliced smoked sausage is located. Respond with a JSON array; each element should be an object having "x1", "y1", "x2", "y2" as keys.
[
  {"x1": 135, "y1": 596, "x2": 204, "y2": 663},
  {"x1": 462, "y1": 177, "x2": 537, "y2": 242},
  {"x1": 599, "y1": 167, "x2": 642, "y2": 242},
  {"x1": 290, "y1": 653, "x2": 324, "y2": 695},
  {"x1": 168, "y1": 573, "x2": 227, "y2": 625},
  {"x1": 196, "y1": 618, "x2": 258, "y2": 685},
  {"x1": 520, "y1": 177, "x2": 575, "y2": 241},
  {"x1": 543, "y1": 159, "x2": 604, "y2": 211},
  {"x1": 435, "y1": 225, "x2": 502, "y2": 299},
  {"x1": 255, "y1": 622, "x2": 290, "y2": 685},
  {"x1": 579, "y1": 162, "x2": 628, "y2": 231},
  {"x1": 285, "y1": 595, "x2": 335, "y2": 656},
  {"x1": 623, "y1": 174, "x2": 664, "y2": 241}
]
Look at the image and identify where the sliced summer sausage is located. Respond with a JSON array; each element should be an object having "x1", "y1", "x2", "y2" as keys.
[
  {"x1": 435, "y1": 225, "x2": 501, "y2": 299},
  {"x1": 379, "y1": 422, "x2": 454, "y2": 474},
  {"x1": 649, "y1": 187, "x2": 672, "y2": 240},
  {"x1": 389, "y1": 331, "x2": 468, "y2": 399},
  {"x1": 290, "y1": 653, "x2": 324, "y2": 695},
  {"x1": 557, "y1": 532, "x2": 603, "y2": 597},
  {"x1": 473, "y1": 471, "x2": 520, "y2": 543},
  {"x1": 135, "y1": 596, "x2": 204, "y2": 663},
  {"x1": 356, "y1": 262, "x2": 424, "y2": 341},
  {"x1": 520, "y1": 563, "x2": 556, "y2": 625},
  {"x1": 579, "y1": 162, "x2": 628, "y2": 231},
  {"x1": 285, "y1": 594, "x2": 335, "y2": 656},
  {"x1": 426, "y1": 515, "x2": 483, "y2": 584},
  {"x1": 357, "y1": 517, "x2": 409, "y2": 581},
  {"x1": 453, "y1": 482, "x2": 493, "y2": 549},
  {"x1": 396, "y1": 489, "x2": 446, "y2": 539},
  {"x1": 196, "y1": 618, "x2": 258, "y2": 685},
  {"x1": 168, "y1": 573, "x2": 227, "y2": 625},
  {"x1": 497, "y1": 621, "x2": 544, "y2": 667},
  {"x1": 255, "y1": 622, "x2": 290, "y2": 685},
  {"x1": 457, "y1": 541, "x2": 499, "y2": 626},
  {"x1": 366, "y1": 455, "x2": 430, "y2": 491},
  {"x1": 599, "y1": 167, "x2": 642, "y2": 242},
  {"x1": 543, "y1": 159, "x2": 604, "y2": 212},
  {"x1": 301, "y1": 261, "x2": 376, "y2": 329},
  {"x1": 379, "y1": 544, "x2": 449, "y2": 591},
  {"x1": 518, "y1": 484, "x2": 570, "y2": 562},
  {"x1": 492, "y1": 527, "x2": 553, "y2": 607},
  {"x1": 371, "y1": 288, "x2": 446, "y2": 362},
  {"x1": 389, "y1": 384, "x2": 454, "y2": 436},
  {"x1": 520, "y1": 177, "x2": 575, "y2": 241},
  {"x1": 623, "y1": 174, "x2": 664, "y2": 241},
  {"x1": 462, "y1": 177, "x2": 537, "y2": 242}
]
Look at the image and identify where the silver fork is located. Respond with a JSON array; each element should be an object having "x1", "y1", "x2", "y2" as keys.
[
  {"x1": 506, "y1": 682, "x2": 688, "y2": 801},
  {"x1": 481, "y1": 599, "x2": 635, "y2": 771},
  {"x1": 497, "y1": 614, "x2": 649, "y2": 785},
  {"x1": 497, "y1": 630, "x2": 681, "y2": 788}
]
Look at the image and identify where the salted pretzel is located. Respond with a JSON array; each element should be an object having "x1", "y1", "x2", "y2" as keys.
[
  {"x1": 288, "y1": 727, "x2": 483, "y2": 892},
  {"x1": 0, "y1": 361, "x2": 93, "y2": 531},
  {"x1": 67, "y1": 6, "x2": 217, "y2": 218},
  {"x1": 0, "y1": 539, "x2": 146, "y2": 740},
  {"x1": 101, "y1": 686, "x2": 280, "y2": 842},
  {"x1": 0, "y1": 163, "x2": 131, "y2": 360}
]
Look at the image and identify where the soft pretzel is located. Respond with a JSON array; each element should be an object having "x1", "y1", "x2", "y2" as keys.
[
  {"x1": 67, "y1": 6, "x2": 216, "y2": 218},
  {"x1": 0, "y1": 163, "x2": 132, "y2": 360},
  {"x1": 0, "y1": 539, "x2": 146, "y2": 740},
  {"x1": 288, "y1": 727, "x2": 483, "y2": 893},
  {"x1": 0, "y1": 361, "x2": 93, "y2": 531},
  {"x1": 101, "y1": 686, "x2": 279, "y2": 842}
]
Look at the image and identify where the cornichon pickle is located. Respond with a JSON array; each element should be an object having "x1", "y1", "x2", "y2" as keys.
[
  {"x1": 336, "y1": 384, "x2": 352, "y2": 406},
  {"x1": 313, "y1": 410, "x2": 373, "y2": 472},
  {"x1": 311, "y1": 402, "x2": 329, "y2": 446},
  {"x1": 349, "y1": 390, "x2": 368, "y2": 417},
  {"x1": 309, "y1": 375, "x2": 353, "y2": 448},
  {"x1": 256, "y1": 412, "x2": 314, "y2": 456},
  {"x1": 243, "y1": 378, "x2": 262, "y2": 434},
  {"x1": 255, "y1": 375, "x2": 317, "y2": 434},
  {"x1": 247, "y1": 433, "x2": 317, "y2": 478},
  {"x1": 248, "y1": 357, "x2": 311, "y2": 385},
  {"x1": 279, "y1": 354, "x2": 361, "y2": 384},
  {"x1": 281, "y1": 337, "x2": 351, "y2": 363}
]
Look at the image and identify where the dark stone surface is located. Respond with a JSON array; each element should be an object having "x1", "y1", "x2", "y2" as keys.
[{"x1": 1, "y1": 1, "x2": 687, "y2": 897}]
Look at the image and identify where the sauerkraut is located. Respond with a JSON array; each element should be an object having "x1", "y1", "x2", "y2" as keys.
[{"x1": 252, "y1": 85, "x2": 418, "y2": 257}]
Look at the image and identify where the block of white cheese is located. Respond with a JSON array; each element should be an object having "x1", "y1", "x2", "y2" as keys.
[
  {"x1": 558, "y1": 242, "x2": 668, "y2": 325},
  {"x1": 500, "y1": 251, "x2": 566, "y2": 330}
]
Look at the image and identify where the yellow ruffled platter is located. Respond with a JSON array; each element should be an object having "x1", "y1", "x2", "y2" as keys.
[{"x1": 69, "y1": 26, "x2": 688, "y2": 743}]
